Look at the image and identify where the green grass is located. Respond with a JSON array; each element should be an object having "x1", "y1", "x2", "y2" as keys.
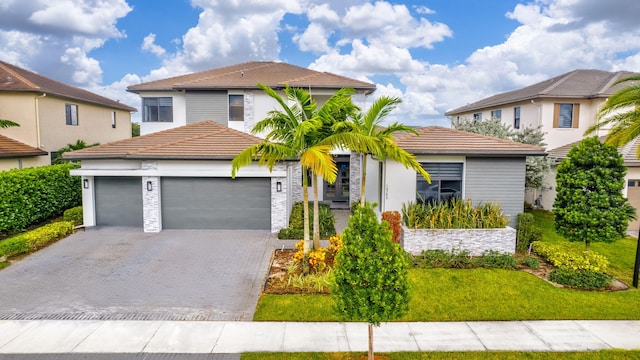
[
  {"x1": 254, "y1": 210, "x2": 640, "y2": 322},
  {"x1": 0, "y1": 262, "x2": 8, "y2": 270},
  {"x1": 255, "y1": 268, "x2": 640, "y2": 321},
  {"x1": 241, "y1": 350, "x2": 640, "y2": 360}
]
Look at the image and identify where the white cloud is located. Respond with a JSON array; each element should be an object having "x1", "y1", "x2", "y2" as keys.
[
  {"x1": 60, "y1": 47, "x2": 102, "y2": 84},
  {"x1": 142, "y1": 33, "x2": 167, "y2": 57}
]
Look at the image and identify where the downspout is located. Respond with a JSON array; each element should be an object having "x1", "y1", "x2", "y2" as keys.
[{"x1": 35, "y1": 93, "x2": 46, "y2": 149}]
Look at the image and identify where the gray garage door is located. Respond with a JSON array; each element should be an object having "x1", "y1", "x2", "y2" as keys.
[
  {"x1": 161, "y1": 177, "x2": 271, "y2": 229},
  {"x1": 95, "y1": 177, "x2": 143, "y2": 227}
]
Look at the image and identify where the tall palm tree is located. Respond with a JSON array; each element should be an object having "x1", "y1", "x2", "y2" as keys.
[
  {"x1": 585, "y1": 74, "x2": 640, "y2": 154},
  {"x1": 335, "y1": 96, "x2": 431, "y2": 205},
  {"x1": 0, "y1": 119, "x2": 19, "y2": 129},
  {"x1": 232, "y1": 84, "x2": 362, "y2": 259}
]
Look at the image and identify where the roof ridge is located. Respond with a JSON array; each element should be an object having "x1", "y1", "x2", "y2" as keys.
[
  {"x1": 0, "y1": 61, "x2": 39, "y2": 89},
  {"x1": 134, "y1": 125, "x2": 227, "y2": 154},
  {"x1": 176, "y1": 62, "x2": 275, "y2": 86},
  {"x1": 597, "y1": 71, "x2": 626, "y2": 94},
  {"x1": 539, "y1": 70, "x2": 577, "y2": 95},
  {"x1": 431, "y1": 126, "x2": 543, "y2": 149}
]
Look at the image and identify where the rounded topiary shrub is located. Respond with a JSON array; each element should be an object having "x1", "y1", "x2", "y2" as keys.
[{"x1": 548, "y1": 268, "x2": 613, "y2": 290}]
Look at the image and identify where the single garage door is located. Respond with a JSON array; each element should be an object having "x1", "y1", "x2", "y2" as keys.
[
  {"x1": 161, "y1": 177, "x2": 271, "y2": 229},
  {"x1": 95, "y1": 177, "x2": 143, "y2": 227}
]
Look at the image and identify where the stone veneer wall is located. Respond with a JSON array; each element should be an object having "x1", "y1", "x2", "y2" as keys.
[
  {"x1": 271, "y1": 163, "x2": 288, "y2": 233},
  {"x1": 401, "y1": 227, "x2": 516, "y2": 256},
  {"x1": 141, "y1": 160, "x2": 161, "y2": 233},
  {"x1": 291, "y1": 163, "x2": 303, "y2": 202},
  {"x1": 349, "y1": 152, "x2": 361, "y2": 206},
  {"x1": 243, "y1": 91, "x2": 255, "y2": 134}
]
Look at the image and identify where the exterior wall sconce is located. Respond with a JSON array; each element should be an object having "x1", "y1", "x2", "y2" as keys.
[
  {"x1": 147, "y1": 181, "x2": 153, "y2": 191},
  {"x1": 276, "y1": 181, "x2": 282, "y2": 192},
  {"x1": 83, "y1": 179, "x2": 89, "y2": 189}
]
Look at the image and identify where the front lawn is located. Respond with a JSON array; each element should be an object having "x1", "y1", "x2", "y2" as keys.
[
  {"x1": 241, "y1": 351, "x2": 640, "y2": 360},
  {"x1": 254, "y1": 210, "x2": 640, "y2": 322}
]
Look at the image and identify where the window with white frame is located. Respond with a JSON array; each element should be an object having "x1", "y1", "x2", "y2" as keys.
[
  {"x1": 491, "y1": 109, "x2": 502, "y2": 120},
  {"x1": 65, "y1": 104, "x2": 78, "y2": 126},
  {"x1": 514, "y1": 107, "x2": 521, "y2": 129},
  {"x1": 554, "y1": 103, "x2": 580, "y2": 128},
  {"x1": 473, "y1": 112, "x2": 482, "y2": 120},
  {"x1": 142, "y1": 97, "x2": 173, "y2": 122},
  {"x1": 229, "y1": 94, "x2": 244, "y2": 121}
]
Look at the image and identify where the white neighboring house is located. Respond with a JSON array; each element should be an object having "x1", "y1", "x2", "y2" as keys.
[{"x1": 445, "y1": 69, "x2": 639, "y2": 225}]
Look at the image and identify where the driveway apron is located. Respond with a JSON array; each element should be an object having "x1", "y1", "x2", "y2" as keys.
[{"x1": 0, "y1": 227, "x2": 277, "y2": 321}]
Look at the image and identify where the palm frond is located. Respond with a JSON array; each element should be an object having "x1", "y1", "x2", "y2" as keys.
[
  {"x1": 0, "y1": 119, "x2": 19, "y2": 129},
  {"x1": 300, "y1": 145, "x2": 338, "y2": 183}
]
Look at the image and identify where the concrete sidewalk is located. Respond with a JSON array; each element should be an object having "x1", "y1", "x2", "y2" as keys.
[{"x1": 1, "y1": 320, "x2": 639, "y2": 355}]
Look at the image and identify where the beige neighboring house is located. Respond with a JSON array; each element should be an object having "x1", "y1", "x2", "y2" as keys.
[
  {"x1": 0, "y1": 60, "x2": 137, "y2": 170},
  {"x1": 445, "y1": 69, "x2": 638, "y2": 216}
]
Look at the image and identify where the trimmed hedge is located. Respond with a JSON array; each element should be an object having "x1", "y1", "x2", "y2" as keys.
[
  {"x1": 549, "y1": 268, "x2": 613, "y2": 290},
  {"x1": 278, "y1": 201, "x2": 336, "y2": 239},
  {"x1": 63, "y1": 206, "x2": 83, "y2": 226},
  {"x1": 0, "y1": 164, "x2": 81, "y2": 233},
  {"x1": 0, "y1": 221, "x2": 74, "y2": 258},
  {"x1": 516, "y1": 212, "x2": 542, "y2": 253}
]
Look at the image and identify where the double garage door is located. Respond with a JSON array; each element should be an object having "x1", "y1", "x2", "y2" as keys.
[{"x1": 95, "y1": 177, "x2": 271, "y2": 229}]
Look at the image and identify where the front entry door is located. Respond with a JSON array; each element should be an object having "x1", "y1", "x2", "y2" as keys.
[{"x1": 324, "y1": 159, "x2": 350, "y2": 202}]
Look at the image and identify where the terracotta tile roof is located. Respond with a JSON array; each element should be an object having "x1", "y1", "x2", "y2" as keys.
[
  {"x1": 63, "y1": 121, "x2": 263, "y2": 160},
  {"x1": 0, "y1": 134, "x2": 47, "y2": 158},
  {"x1": 446, "y1": 69, "x2": 638, "y2": 116},
  {"x1": 394, "y1": 126, "x2": 546, "y2": 156},
  {"x1": 0, "y1": 60, "x2": 136, "y2": 112},
  {"x1": 548, "y1": 136, "x2": 640, "y2": 166},
  {"x1": 127, "y1": 61, "x2": 376, "y2": 93}
]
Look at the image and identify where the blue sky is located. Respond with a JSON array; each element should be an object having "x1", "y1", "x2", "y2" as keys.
[{"x1": 1, "y1": 0, "x2": 639, "y2": 126}]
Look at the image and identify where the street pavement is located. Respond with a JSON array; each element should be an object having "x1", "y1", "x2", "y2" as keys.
[{"x1": 0, "y1": 320, "x2": 639, "y2": 355}]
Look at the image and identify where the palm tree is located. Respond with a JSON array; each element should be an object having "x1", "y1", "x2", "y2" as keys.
[
  {"x1": 0, "y1": 119, "x2": 19, "y2": 129},
  {"x1": 335, "y1": 96, "x2": 431, "y2": 205},
  {"x1": 232, "y1": 84, "x2": 359, "y2": 261},
  {"x1": 585, "y1": 74, "x2": 640, "y2": 154}
]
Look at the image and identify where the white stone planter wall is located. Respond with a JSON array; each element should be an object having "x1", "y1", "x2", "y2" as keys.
[{"x1": 401, "y1": 226, "x2": 516, "y2": 256}]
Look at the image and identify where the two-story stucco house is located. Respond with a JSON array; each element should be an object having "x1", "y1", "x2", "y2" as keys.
[
  {"x1": 0, "y1": 60, "x2": 137, "y2": 170},
  {"x1": 66, "y1": 61, "x2": 543, "y2": 233},
  {"x1": 445, "y1": 69, "x2": 639, "y2": 217}
]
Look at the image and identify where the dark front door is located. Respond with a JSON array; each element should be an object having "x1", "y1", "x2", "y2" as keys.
[{"x1": 324, "y1": 159, "x2": 350, "y2": 202}]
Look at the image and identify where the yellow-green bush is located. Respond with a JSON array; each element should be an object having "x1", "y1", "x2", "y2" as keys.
[
  {"x1": 63, "y1": 206, "x2": 83, "y2": 226},
  {"x1": 532, "y1": 241, "x2": 609, "y2": 273},
  {"x1": 0, "y1": 221, "x2": 74, "y2": 258}
]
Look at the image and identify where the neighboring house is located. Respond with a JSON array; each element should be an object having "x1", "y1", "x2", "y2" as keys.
[
  {"x1": 445, "y1": 69, "x2": 638, "y2": 217},
  {"x1": 126, "y1": 61, "x2": 376, "y2": 207},
  {"x1": 64, "y1": 122, "x2": 544, "y2": 232},
  {"x1": 0, "y1": 60, "x2": 137, "y2": 170}
]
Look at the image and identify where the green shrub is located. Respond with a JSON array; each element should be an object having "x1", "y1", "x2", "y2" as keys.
[
  {"x1": 0, "y1": 164, "x2": 81, "y2": 233},
  {"x1": 521, "y1": 256, "x2": 540, "y2": 270},
  {"x1": 532, "y1": 241, "x2": 609, "y2": 272},
  {"x1": 63, "y1": 206, "x2": 83, "y2": 226},
  {"x1": 414, "y1": 249, "x2": 472, "y2": 269},
  {"x1": 0, "y1": 221, "x2": 74, "y2": 258},
  {"x1": 548, "y1": 268, "x2": 613, "y2": 289},
  {"x1": 472, "y1": 250, "x2": 517, "y2": 269},
  {"x1": 402, "y1": 198, "x2": 508, "y2": 229},
  {"x1": 516, "y1": 213, "x2": 542, "y2": 253},
  {"x1": 277, "y1": 202, "x2": 336, "y2": 239}
]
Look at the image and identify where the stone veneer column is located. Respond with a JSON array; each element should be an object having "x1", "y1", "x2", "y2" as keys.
[
  {"x1": 291, "y1": 163, "x2": 303, "y2": 202},
  {"x1": 271, "y1": 173, "x2": 288, "y2": 233},
  {"x1": 349, "y1": 151, "x2": 362, "y2": 206},
  {"x1": 141, "y1": 161, "x2": 161, "y2": 233},
  {"x1": 243, "y1": 91, "x2": 255, "y2": 133}
]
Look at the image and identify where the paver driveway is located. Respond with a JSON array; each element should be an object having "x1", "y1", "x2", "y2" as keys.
[{"x1": 0, "y1": 227, "x2": 277, "y2": 321}]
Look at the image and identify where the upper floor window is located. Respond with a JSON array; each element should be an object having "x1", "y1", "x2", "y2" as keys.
[
  {"x1": 143, "y1": 97, "x2": 173, "y2": 122},
  {"x1": 554, "y1": 103, "x2": 580, "y2": 128},
  {"x1": 491, "y1": 109, "x2": 502, "y2": 120},
  {"x1": 473, "y1": 112, "x2": 482, "y2": 121},
  {"x1": 65, "y1": 104, "x2": 78, "y2": 126},
  {"x1": 514, "y1": 107, "x2": 521, "y2": 129},
  {"x1": 111, "y1": 111, "x2": 116, "y2": 128},
  {"x1": 229, "y1": 94, "x2": 244, "y2": 121}
]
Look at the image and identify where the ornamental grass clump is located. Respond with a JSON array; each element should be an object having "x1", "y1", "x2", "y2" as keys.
[{"x1": 402, "y1": 198, "x2": 508, "y2": 229}]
